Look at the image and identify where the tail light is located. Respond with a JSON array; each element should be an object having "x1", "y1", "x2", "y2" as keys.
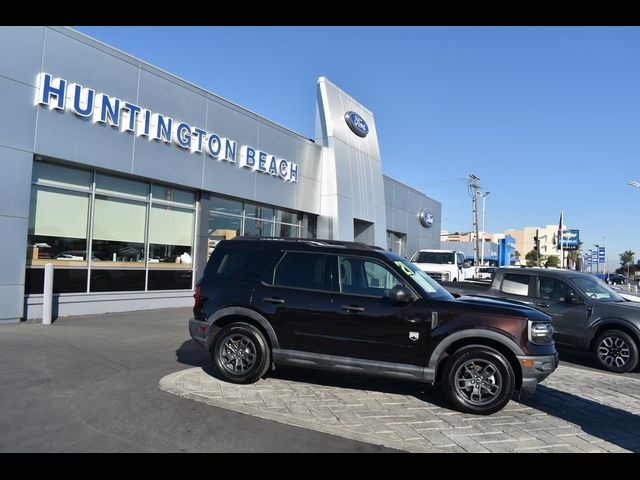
[{"x1": 194, "y1": 284, "x2": 202, "y2": 310}]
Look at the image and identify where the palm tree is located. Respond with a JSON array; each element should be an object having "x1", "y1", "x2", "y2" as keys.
[
  {"x1": 567, "y1": 240, "x2": 583, "y2": 270},
  {"x1": 620, "y1": 250, "x2": 636, "y2": 280},
  {"x1": 620, "y1": 250, "x2": 636, "y2": 268}
]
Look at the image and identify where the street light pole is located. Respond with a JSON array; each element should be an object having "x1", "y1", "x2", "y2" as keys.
[{"x1": 480, "y1": 191, "x2": 490, "y2": 265}]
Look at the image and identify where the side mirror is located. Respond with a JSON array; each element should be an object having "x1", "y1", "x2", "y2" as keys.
[
  {"x1": 463, "y1": 261, "x2": 471, "y2": 268},
  {"x1": 565, "y1": 293, "x2": 584, "y2": 305},
  {"x1": 389, "y1": 285, "x2": 413, "y2": 303}
]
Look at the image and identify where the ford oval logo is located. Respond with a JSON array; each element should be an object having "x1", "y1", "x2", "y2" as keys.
[
  {"x1": 419, "y1": 209, "x2": 434, "y2": 228},
  {"x1": 344, "y1": 111, "x2": 369, "y2": 138}
]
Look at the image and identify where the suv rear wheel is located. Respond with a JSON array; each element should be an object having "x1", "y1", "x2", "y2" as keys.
[
  {"x1": 211, "y1": 322, "x2": 271, "y2": 384},
  {"x1": 594, "y1": 330, "x2": 639, "y2": 373},
  {"x1": 442, "y1": 345, "x2": 515, "y2": 415}
]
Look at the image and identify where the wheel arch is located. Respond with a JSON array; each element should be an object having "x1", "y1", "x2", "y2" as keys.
[
  {"x1": 208, "y1": 307, "x2": 280, "y2": 351},
  {"x1": 428, "y1": 330, "x2": 524, "y2": 390},
  {"x1": 589, "y1": 320, "x2": 640, "y2": 352}
]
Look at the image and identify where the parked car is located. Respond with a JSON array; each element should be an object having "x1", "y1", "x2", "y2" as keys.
[
  {"x1": 473, "y1": 266, "x2": 498, "y2": 280},
  {"x1": 443, "y1": 268, "x2": 640, "y2": 373},
  {"x1": 605, "y1": 273, "x2": 627, "y2": 285},
  {"x1": 189, "y1": 238, "x2": 558, "y2": 415}
]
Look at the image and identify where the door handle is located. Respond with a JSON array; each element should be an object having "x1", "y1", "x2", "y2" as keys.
[
  {"x1": 536, "y1": 303, "x2": 550, "y2": 308},
  {"x1": 341, "y1": 305, "x2": 364, "y2": 313},
  {"x1": 263, "y1": 297, "x2": 285, "y2": 304}
]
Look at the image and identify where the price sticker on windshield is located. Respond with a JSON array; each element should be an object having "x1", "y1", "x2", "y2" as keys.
[{"x1": 395, "y1": 261, "x2": 415, "y2": 276}]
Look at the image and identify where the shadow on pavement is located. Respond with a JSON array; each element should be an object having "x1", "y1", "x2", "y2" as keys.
[
  {"x1": 520, "y1": 384, "x2": 640, "y2": 452},
  {"x1": 264, "y1": 365, "x2": 452, "y2": 409},
  {"x1": 175, "y1": 340, "x2": 211, "y2": 368},
  {"x1": 558, "y1": 347, "x2": 640, "y2": 375}
]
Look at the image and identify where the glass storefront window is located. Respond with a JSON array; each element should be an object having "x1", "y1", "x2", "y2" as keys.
[
  {"x1": 208, "y1": 214, "x2": 241, "y2": 257},
  {"x1": 152, "y1": 185, "x2": 195, "y2": 206},
  {"x1": 27, "y1": 185, "x2": 90, "y2": 266},
  {"x1": 96, "y1": 173, "x2": 148, "y2": 199},
  {"x1": 244, "y1": 218, "x2": 273, "y2": 237},
  {"x1": 27, "y1": 160, "x2": 198, "y2": 293},
  {"x1": 275, "y1": 209, "x2": 300, "y2": 224},
  {"x1": 245, "y1": 203, "x2": 274, "y2": 220},
  {"x1": 211, "y1": 196, "x2": 243, "y2": 216},
  {"x1": 148, "y1": 205, "x2": 194, "y2": 268},
  {"x1": 273, "y1": 223, "x2": 300, "y2": 238},
  {"x1": 92, "y1": 195, "x2": 146, "y2": 266},
  {"x1": 32, "y1": 162, "x2": 92, "y2": 191}
]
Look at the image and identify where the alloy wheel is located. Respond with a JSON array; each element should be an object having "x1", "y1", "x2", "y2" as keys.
[
  {"x1": 597, "y1": 336, "x2": 631, "y2": 369},
  {"x1": 453, "y1": 359, "x2": 503, "y2": 406},
  {"x1": 218, "y1": 333, "x2": 257, "y2": 375}
]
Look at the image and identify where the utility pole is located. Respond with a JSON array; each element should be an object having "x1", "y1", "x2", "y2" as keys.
[
  {"x1": 467, "y1": 174, "x2": 480, "y2": 265},
  {"x1": 480, "y1": 191, "x2": 490, "y2": 266}
]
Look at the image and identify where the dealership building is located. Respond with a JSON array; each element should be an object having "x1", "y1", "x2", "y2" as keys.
[{"x1": 0, "y1": 26, "x2": 441, "y2": 323}]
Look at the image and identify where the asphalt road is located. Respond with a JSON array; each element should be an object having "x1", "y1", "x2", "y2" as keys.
[{"x1": 0, "y1": 307, "x2": 395, "y2": 453}]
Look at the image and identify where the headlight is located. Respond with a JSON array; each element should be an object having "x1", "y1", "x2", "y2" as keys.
[
  {"x1": 442, "y1": 272, "x2": 450, "y2": 281},
  {"x1": 529, "y1": 321, "x2": 554, "y2": 345}
]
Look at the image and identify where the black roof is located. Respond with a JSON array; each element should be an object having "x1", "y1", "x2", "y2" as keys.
[
  {"x1": 499, "y1": 267, "x2": 594, "y2": 278},
  {"x1": 230, "y1": 237, "x2": 386, "y2": 251}
]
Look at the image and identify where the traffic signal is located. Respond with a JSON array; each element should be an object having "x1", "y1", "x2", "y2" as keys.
[{"x1": 533, "y1": 234, "x2": 540, "y2": 252}]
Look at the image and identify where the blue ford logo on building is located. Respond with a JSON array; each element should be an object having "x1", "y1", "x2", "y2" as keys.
[
  {"x1": 419, "y1": 209, "x2": 434, "y2": 228},
  {"x1": 344, "y1": 111, "x2": 369, "y2": 138}
]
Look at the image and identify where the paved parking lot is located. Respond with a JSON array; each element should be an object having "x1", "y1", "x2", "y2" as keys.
[
  {"x1": 161, "y1": 363, "x2": 640, "y2": 453},
  {"x1": 2, "y1": 307, "x2": 639, "y2": 452}
]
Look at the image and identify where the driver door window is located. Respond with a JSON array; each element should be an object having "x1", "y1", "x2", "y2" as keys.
[
  {"x1": 339, "y1": 256, "x2": 403, "y2": 298},
  {"x1": 538, "y1": 277, "x2": 576, "y2": 302}
]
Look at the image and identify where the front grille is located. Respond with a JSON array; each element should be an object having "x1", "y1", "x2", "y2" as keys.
[{"x1": 427, "y1": 272, "x2": 444, "y2": 281}]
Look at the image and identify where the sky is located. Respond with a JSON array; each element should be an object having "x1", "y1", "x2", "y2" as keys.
[{"x1": 74, "y1": 26, "x2": 640, "y2": 272}]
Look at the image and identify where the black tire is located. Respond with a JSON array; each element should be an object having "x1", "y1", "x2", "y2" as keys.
[
  {"x1": 593, "y1": 330, "x2": 639, "y2": 373},
  {"x1": 211, "y1": 322, "x2": 271, "y2": 384},
  {"x1": 441, "y1": 345, "x2": 515, "y2": 415}
]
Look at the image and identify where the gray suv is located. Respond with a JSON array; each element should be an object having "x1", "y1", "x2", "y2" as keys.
[{"x1": 446, "y1": 268, "x2": 640, "y2": 373}]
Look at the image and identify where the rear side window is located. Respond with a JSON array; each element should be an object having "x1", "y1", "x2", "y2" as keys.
[
  {"x1": 204, "y1": 247, "x2": 277, "y2": 281},
  {"x1": 273, "y1": 252, "x2": 331, "y2": 291},
  {"x1": 501, "y1": 273, "x2": 530, "y2": 296}
]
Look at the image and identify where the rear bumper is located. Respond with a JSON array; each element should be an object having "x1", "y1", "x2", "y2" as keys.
[
  {"x1": 517, "y1": 353, "x2": 559, "y2": 395},
  {"x1": 189, "y1": 318, "x2": 210, "y2": 350}
]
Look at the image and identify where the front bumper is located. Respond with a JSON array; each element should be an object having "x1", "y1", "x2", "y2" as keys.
[{"x1": 517, "y1": 353, "x2": 559, "y2": 395}]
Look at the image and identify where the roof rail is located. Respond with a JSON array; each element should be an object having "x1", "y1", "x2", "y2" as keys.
[{"x1": 230, "y1": 236, "x2": 385, "y2": 251}]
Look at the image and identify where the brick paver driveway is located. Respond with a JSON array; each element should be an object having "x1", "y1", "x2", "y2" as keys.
[{"x1": 160, "y1": 364, "x2": 640, "y2": 453}]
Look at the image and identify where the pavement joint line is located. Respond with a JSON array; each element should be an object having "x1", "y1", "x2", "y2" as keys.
[
  {"x1": 479, "y1": 439, "x2": 519, "y2": 445},
  {"x1": 515, "y1": 443, "x2": 571, "y2": 451}
]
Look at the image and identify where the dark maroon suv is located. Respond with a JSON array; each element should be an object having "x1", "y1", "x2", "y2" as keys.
[{"x1": 189, "y1": 238, "x2": 558, "y2": 415}]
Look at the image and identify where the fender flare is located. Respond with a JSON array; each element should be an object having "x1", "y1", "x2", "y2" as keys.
[
  {"x1": 589, "y1": 318, "x2": 640, "y2": 346},
  {"x1": 209, "y1": 306, "x2": 280, "y2": 349},
  {"x1": 425, "y1": 329, "x2": 524, "y2": 381}
]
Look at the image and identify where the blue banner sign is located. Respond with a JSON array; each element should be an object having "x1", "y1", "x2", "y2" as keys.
[{"x1": 560, "y1": 229, "x2": 580, "y2": 250}]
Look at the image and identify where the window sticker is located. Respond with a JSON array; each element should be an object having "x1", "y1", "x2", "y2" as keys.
[{"x1": 395, "y1": 261, "x2": 414, "y2": 276}]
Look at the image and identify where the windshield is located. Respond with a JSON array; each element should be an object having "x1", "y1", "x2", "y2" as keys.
[
  {"x1": 411, "y1": 251, "x2": 455, "y2": 264},
  {"x1": 393, "y1": 258, "x2": 454, "y2": 301},
  {"x1": 571, "y1": 276, "x2": 625, "y2": 302}
]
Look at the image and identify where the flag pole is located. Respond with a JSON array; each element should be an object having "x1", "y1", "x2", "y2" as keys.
[{"x1": 560, "y1": 211, "x2": 563, "y2": 269}]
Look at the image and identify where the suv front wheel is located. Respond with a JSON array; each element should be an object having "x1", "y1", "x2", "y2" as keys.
[
  {"x1": 442, "y1": 345, "x2": 515, "y2": 415},
  {"x1": 594, "y1": 330, "x2": 639, "y2": 373},
  {"x1": 211, "y1": 322, "x2": 271, "y2": 384}
]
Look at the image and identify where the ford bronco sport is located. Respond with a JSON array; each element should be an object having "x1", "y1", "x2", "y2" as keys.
[{"x1": 189, "y1": 238, "x2": 558, "y2": 415}]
